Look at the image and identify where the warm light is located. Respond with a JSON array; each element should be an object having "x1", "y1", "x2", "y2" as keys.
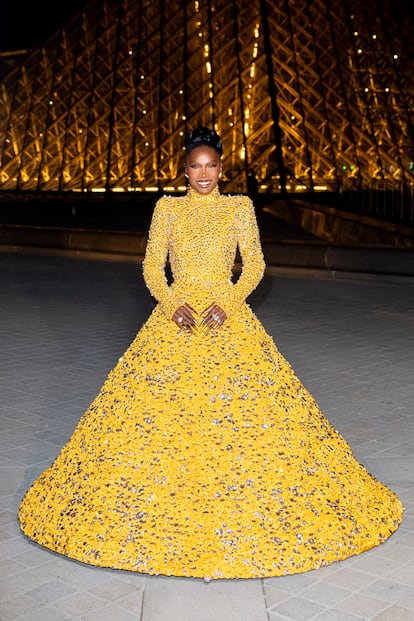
[
  {"x1": 385, "y1": 87, "x2": 390, "y2": 92},
  {"x1": 91, "y1": 188, "x2": 106, "y2": 192},
  {"x1": 353, "y1": 31, "x2": 358, "y2": 36},
  {"x1": 240, "y1": 146, "x2": 246, "y2": 160},
  {"x1": 250, "y1": 64, "x2": 255, "y2": 78},
  {"x1": 145, "y1": 187, "x2": 159, "y2": 192},
  {"x1": 314, "y1": 185, "x2": 328, "y2": 191},
  {"x1": 254, "y1": 24, "x2": 260, "y2": 38},
  {"x1": 128, "y1": 50, "x2": 133, "y2": 55},
  {"x1": 393, "y1": 54, "x2": 398, "y2": 59},
  {"x1": 206, "y1": 62, "x2": 212, "y2": 74},
  {"x1": 372, "y1": 34, "x2": 377, "y2": 40},
  {"x1": 113, "y1": 187, "x2": 125, "y2": 192},
  {"x1": 357, "y1": 49, "x2": 362, "y2": 54}
]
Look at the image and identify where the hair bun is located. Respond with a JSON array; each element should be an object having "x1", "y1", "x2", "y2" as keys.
[{"x1": 186, "y1": 126, "x2": 223, "y2": 156}]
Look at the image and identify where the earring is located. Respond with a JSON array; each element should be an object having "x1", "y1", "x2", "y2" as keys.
[{"x1": 184, "y1": 173, "x2": 189, "y2": 178}]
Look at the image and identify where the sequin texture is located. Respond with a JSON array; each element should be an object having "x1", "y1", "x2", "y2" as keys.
[{"x1": 18, "y1": 188, "x2": 403, "y2": 579}]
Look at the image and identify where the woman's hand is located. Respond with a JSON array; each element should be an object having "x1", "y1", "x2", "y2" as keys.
[
  {"x1": 202, "y1": 303, "x2": 227, "y2": 330},
  {"x1": 172, "y1": 303, "x2": 197, "y2": 329}
]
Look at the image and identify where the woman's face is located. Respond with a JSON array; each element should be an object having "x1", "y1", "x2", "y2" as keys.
[{"x1": 185, "y1": 145, "x2": 222, "y2": 194}]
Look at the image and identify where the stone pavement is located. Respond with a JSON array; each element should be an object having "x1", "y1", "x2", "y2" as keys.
[{"x1": 0, "y1": 251, "x2": 413, "y2": 621}]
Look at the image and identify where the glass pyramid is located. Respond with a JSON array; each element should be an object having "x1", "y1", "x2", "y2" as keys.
[{"x1": 0, "y1": 0, "x2": 413, "y2": 194}]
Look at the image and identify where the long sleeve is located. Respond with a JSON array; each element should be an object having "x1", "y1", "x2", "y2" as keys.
[
  {"x1": 142, "y1": 197, "x2": 181, "y2": 319},
  {"x1": 218, "y1": 197, "x2": 266, "y2": 318}
]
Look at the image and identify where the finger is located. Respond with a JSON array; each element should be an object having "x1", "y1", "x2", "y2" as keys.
[
  {"x1": 182, "y1": 312, "x2": 196, "y2": 326},
  {"x1": 202, "y1": 315, "x2": 221, "y2": 329},
  {"x1": 202, "y1": 304, "x2": 215, "y2": 316},
  {"x1": 177, "y1": 306, "x2": 196, "y2": 323},
  {"x1": 184, "y1": 303, "x2": 197, "y2": 313}
]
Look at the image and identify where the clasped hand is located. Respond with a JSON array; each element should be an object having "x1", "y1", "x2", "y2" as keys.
[{"x1": 172, "y1": 302, "x2": 226, "y2": 330}]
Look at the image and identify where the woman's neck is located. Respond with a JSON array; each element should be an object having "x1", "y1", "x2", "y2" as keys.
[{"x1": 186, "y1": 186, "x2": 221, "y2": 201}]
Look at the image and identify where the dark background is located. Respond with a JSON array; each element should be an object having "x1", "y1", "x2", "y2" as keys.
[
  {"x1": 1, "y1": 0, "x2": 90, "y2": 52},
  {"x1": 2, "y1": 1, "x2": 413, "y2": 54}
]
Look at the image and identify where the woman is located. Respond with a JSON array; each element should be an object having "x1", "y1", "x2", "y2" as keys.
[{"x1": 18, "y1": 127, "x2": 403, "y2": 580}]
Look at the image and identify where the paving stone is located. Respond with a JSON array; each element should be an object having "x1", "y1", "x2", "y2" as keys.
[
  {"x1": 89, "y1": 577, "x2": 140, "y2": 601},
  {"x1": 336, "y1": 593, "x2": 391, "y2": 617},
  {"x1": 25, "y1": 578, "x2": 79, "y2": 604},
  {"x1": 0, "y1": 594, "x2": 46, "y2": 621},
  {"x1": 0, "y1": 467, "x2": 26, "y2": 496},
  {"x1": 372, "y1": 605, "x2": 414, "y2": 620},
  {"x1": 299, "y1": 582, "x2": 351, "y2": 607},
  {"x1": 269, "y1": 595, "x2": 325, "y2": 620},
  {"x1": 312, "y1": 611, "x2": 364, "y2": 620},
  {"x1": 141, "y1": 577, "x2": 268, "y2": 621},
  {"x1": 55, "y1": 591, "x2": 108, "y2": 616},
  {"x1": 81, "y1": 602, "x2": 144, "y2": 621},
  {"x1": 9, "y1": 605, "x2": 75, "y2": 621}
]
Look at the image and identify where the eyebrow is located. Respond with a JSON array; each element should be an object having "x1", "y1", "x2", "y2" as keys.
[{"x1": 187, "y1": 158, "x2": 219, "y2": 164}]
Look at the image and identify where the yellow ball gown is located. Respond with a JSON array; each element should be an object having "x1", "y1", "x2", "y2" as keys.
[{"x1": 18, "y1": 187, "x2": 403, "y2": 579}]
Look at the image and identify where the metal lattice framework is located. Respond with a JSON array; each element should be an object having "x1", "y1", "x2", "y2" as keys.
[{"x1": 0, "y1": 0, "x2": 413, "y2": 194}]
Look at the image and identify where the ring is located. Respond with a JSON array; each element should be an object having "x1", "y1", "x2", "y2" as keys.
[
  {"x1": 178, "y1": 317, "x2": 183, "y2": 323},
  {"x1": 212, "y1": 313, "x2": 220, "y2": 322}
]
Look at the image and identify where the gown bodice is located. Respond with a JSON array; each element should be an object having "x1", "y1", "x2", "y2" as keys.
[{"x1": 142, "y1": 187, "x2": 266, "y2": 319}]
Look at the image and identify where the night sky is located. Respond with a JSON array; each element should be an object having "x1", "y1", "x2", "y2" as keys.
[
  {"x1": 1, "y1": 1, "x2": 413, "y2": 54},
  {"x1": 1, "y1": 0, "x2": 90, "y2": 52}
]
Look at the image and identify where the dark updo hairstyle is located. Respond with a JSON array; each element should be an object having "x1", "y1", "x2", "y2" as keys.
[{"x1": 185, "y1": 126, "x2": 223, "y2": 157}]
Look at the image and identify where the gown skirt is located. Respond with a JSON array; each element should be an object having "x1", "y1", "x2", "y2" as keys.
[{"x1": 18, "y1": 286, "x2": 404, "y2": 580}]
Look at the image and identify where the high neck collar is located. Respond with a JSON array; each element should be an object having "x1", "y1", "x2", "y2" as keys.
[{"x1": 186, "y1": 186, "x2": 221, "y2": 203}]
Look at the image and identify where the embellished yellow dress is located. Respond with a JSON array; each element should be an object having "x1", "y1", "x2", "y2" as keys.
[{"x1": 18, "y1": 188, "x2": 403, "y2": 579}]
